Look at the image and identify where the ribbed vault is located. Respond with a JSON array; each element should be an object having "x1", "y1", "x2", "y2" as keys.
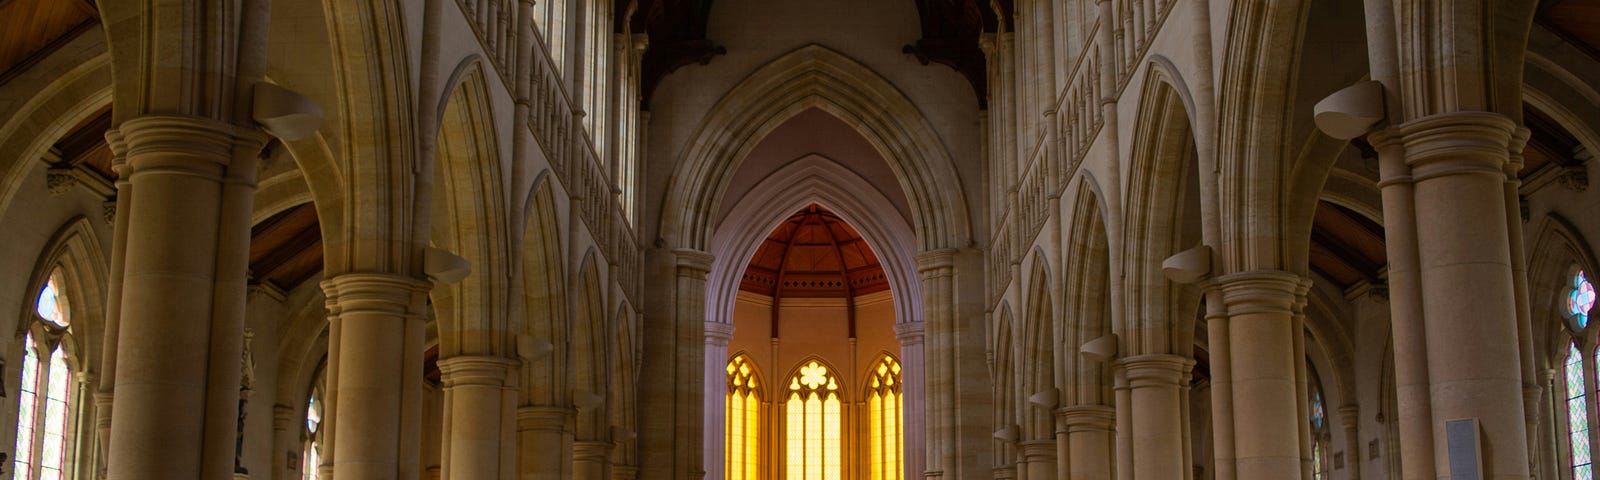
[{"x1": 739, "y1": 204, "x2": 889, "y2": 299}]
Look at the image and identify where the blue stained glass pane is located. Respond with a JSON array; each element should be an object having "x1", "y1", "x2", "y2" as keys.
[
  {"x1": 1311, "y1": 392, "x2": 1326, "y2": 430},
  {"x1": 1575, "y1": 271, "x2": 1596, "y2": 328},
  {"x1": 34, "y1": 273, "x2": 67, "y2": 327}
]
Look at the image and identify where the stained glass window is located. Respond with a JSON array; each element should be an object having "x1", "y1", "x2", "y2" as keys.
[
  {"x1": 1309, "y1": 367, "x2": 1330, "y2": 480},
  {"x1": 14, "y1": 333, "x2": 39, "y2": 480},
  {"x1": 303, "y1": 392, "x2": 323, "y2": 480},
  {"x1": 786, "y1": 360, "x2": 841, "y2": 480},
  {"x1": 35, "y1": 272, "x2": 67, "y2": 328},
  {"x1": 726, "y1": 355, "x2": 761, "y2": 480},
  {"x1": 15, "y1": 275, "x2": 77, "y2": 480},
  {"x1": 866, "y1": 356, "x2": 903, "y2": 480},
  {"x1": 1572, "y1": 341, "x2": 1594, "y2": 480},
  {"x1": 1575, "y1": 270, "x2": 1597, "y2": 329}
]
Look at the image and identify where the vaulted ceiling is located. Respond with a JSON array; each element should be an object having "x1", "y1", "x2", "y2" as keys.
[
  {"x1": 1538, "y1": 0, "x2": 1600, "y2": 61},
  {"x1": 740, "y1": 205, "x2": 889, "y2": 299}
]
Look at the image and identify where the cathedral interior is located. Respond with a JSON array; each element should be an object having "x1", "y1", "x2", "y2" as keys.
[{"x1": 0, "y1": 0, "x2": 1597, "y2": 479}]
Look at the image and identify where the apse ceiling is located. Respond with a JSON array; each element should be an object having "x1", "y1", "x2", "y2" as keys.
[
  {"x1": 620, "y1": 0, "x2": 1010, "y2": 107},
  {"x1": 740, "y1": 205, "x2": 890, "y2": 299}
]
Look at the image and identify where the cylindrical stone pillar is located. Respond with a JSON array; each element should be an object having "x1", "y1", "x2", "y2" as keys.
[
  {"x1": 439, "y1": 355, "x2": 517, "y2": 480},
  {"x1": 1397, "y1": 112, "x2": 1531, "y2": 477},
  {"x1": 1338, "y1": 405, "x2": 1361, "y2": 480},
  {"x1": 1120, "y1": 354, "x2": 1191, "y2": 480},
  {"x1": 916, "y1": 250, "x2": 959, "y2": 480},
  {"x1": 896, "y1": 322, "x2": 928, "y2": 480},
  {"x1": 518, "y1": 405, "x2": 574, "y2": 480},
  {"x1": 1214, "y1": 270, "x2": 1305, "y2": 480},
  {"x1": 703, "y1": 321, "x2": 735, "y2": 480},
  {"x1": 105, "y1": 115, "x2": 264, "y2": 480},
  {"x1": 1020, "y1": 440, "x2": 1057, "y2": 480},
  {"x1": 324, "y1": 272, "x2": 431, "y2": 480},
  {"x1": 1062, "y1": 405, "x2": 1116, "y2": 480},
  {"x1": 575, "y1": 441, "x2": 615, "y2": 480}
]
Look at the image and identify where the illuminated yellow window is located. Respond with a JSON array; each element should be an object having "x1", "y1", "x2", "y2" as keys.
[
  {"x1": 786, "y1": 360, "x2": 842, "y2": 480},
  {"x1": 866, "y1": 355, "x2": 903, "y2": 480},
  {"x1": 727, "y1": 355, "x2": 762, "y2": 480}
]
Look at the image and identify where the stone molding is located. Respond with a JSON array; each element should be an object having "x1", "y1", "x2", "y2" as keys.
[
  {"x1": 673, "y1": 248, "x2": 714, "y2": 276},
  {"x1": 703, "y1": 321, "x2": 735, "y2": 343},
  {"x1": 1211, "y1": 270, "x2": 1307, "y2": 316},
  {"x1": 516, "y1": 404, "x2": 576, "y2": 431},
  {"x1": 893, "y1": 321, "x2": 926, "y2": 343},
  {"x1": 573, "y1": 440, "x2": 614, "y2": 461},
  {"x1": 1057, "y1": 404, "x2": 1115, "y2": 432},
  {"x1": 1018, "y1": 439, "x2": 1057, "y2": 460},
  {"x1": 320, "y1": 273, "x2": 431, "y2": 317},
  {"x1": 1394, "y1": 111, "x2": 1517, "y2": 181},
  {"x1": 116, "y1": 115, "x2": 239, "y2": 173},
  {"x1": 1116, "y1": 354, "x2": 1192, "y2": 388},
  {"x1": 438, "y1": 355, "x2": 518, "y2": 388},
  {"x1": 915, "y1": 248, "x2": 959, "y2": 275}
]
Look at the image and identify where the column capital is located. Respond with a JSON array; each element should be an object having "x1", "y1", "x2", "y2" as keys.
[
  {"x1": 1395, "y1": 111, "x2": 1516, "y2": 179},
  {"x1": 673, "y1": 248, "x2": 714, "y2": 275},
  {"x1": 273, "y1": 403, "x2": 295, "y2": 431},
  {"x1": 893, "y1": 321, "x2": 926, "y2": 342},
  {"x1": 321, "y1": 272, "x2": 431, "y2": 317},
  {"x1": 1210, "y1": 270, "x2": 1309, "y2": 316},
  {"x1": 1337, "y1": 404, "x2": 1360, "y2": 429},
  {"x1": 438, "y1": 355, "x2": 518, "y2": 388},
  {"x1": 116, "y1": 115, "x2": 269, "y2": 178},
  {"x1": 517, "y1": 404, "x2": 576, "y2": 431},
  {"x1": 611, "y1": 465, "x2": 639, "y2": 480},
  {"x1": 915, "y1": 248, "x2": 960, "y2": 273},
  {"x1": 704, "y1": 322, "x2": 736, "y2": 343},
  {"x1": 1116, "y1": 354, "x2": 1192, "y2": 388},
  {"x1": 574, "y1": 440, "x2": 614, "y2": 461},
  {"x1": 1057, "y1": 404, "x2": 1116, "y2": 432},
  {"x1": 1018, "y1": 439, "x2": 1057, "y2": 460}
]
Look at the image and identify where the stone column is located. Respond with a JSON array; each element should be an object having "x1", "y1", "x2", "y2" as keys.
[
  {"x1": 272, "y1": 404, "x2": 294, "y2": 480},
  {"x1": 896, "y1": 321, "x2": 928, "y2": 480},
  {"x1": 675, "y1": 249, "x2": 714, "y2": 479},
  {"x1": 439, "y1": 355, "x2": 518, "y2": 480},
  {"x1": 1062, "y1": 405, "x2": 1116, "y2": 480},
  {"x1": 575, "y1": 441, "x2": 615, "y2": 480},
  {"x1": 703, "y1": 322, "x2": 735, "y2": 480},
  {"x1": 105, "y1": 115, "x2": 265, "y2": 479},
  {"x1": 1377, "y1": 113, "x2": 1531, "y2": 478},
  {"x1": 611, "y1": 465, "x2": 638, "y2": 480},
  {"x1": 916, "y1": 249, "x2": 959, "y2": 479},
  {"x1": 1208, "y1": 270, "x2": 1307, "y2": 480},
  {"x1": 1338, "y1": 405, "x2": 1361, "y2": 480},
  {"x1": 1019, "y1": 440, "x2": 1057, "y2": 480},
  {"x1": 518, "y1": 405, "x2": 574, "y2": 480},
  {"x1": 324, "y1": 273, "x2": 431, "y2": 480},
  {"x1": 1119, "y1": 354, "x2": 1191, "y2": 480}
]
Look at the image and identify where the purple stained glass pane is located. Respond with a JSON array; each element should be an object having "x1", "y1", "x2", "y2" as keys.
[{"x1": 1575, "y1": 271, "x2": 1596, "y2": 328}]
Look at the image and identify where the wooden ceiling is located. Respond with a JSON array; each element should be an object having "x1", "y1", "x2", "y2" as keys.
[
  {"x1": 1539, "y1": 0, "x2": 1600, "y2": 61},
  {"x1": 53, "y1": 105, "x2": 115, "y2": 178},
  {"x1": 1309, "y1": 201, "x2": 1388, "y2": 292},
  {"x1": 249, "y1": 203, "x2": 325, "y2": 291},
  {"x1": 0, "y1": 0, "x2": 98, "y2": 86},
  {"x1": 1521, "y1": 104, "x2": 1585, "y2": 176},
  {"x1": 740, "y1": 205, "x2": 889, "y2": 299}
]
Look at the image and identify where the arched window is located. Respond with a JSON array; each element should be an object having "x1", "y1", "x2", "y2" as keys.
[
  {"x1": 1574, "y1": 269, "x2": 1596, "y2": 329},
  {"x1": 532, "y1": 0, "x2": 569, "y2": 75},
  {"x1": 300, "y1": 363, "x2": 324, "y2": 480},
  {"x1": 726, "y1": 355, "x2": 761, "y2": 480},
  {"x1": 1569, "y1": 269, "x2": 1598, "y2": 479},
  {"x1": 14, "y1": 270, "x2": 77, "y2": 480},
  {"x1": 865, "y1": 355, "x2": 903, "y2": 480},
  {"x1": 1570, "y1": 341, "x2": 1592, "y2": 479},
  {"x1": 785, "y1": 360, "x2": 842, "y2": 480},
  {"x1": 1309, "y1": 368, "x2": 1330, "y2": 480}
]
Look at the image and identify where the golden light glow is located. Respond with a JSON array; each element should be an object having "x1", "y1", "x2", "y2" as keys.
[
  {"x1": 786, "y1": 360, "x2": 842, "y2": 480},
  {"x1": 727, "y1": 355, "x2": 762, "y2": 480},
  {"x1": 867, "y1": 356, "x2": 903, "y2": 480}
]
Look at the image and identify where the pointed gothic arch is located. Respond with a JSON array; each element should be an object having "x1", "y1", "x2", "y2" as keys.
[
  {"x1": 520, "y1": 173, "x2": 570, "y2": 406},
  {"x1": 1019, "y1": 252, "x2": 1055, "y2": 440},
  {"x1": 430, "y1": 61, "x2": 513, "y2": 357},
  {"x1": 571, "y1": 250, "x2": 609, "y2": 440},
  {"x1": 658, "y1": 44, "x2": 971, "y2": 252}
]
